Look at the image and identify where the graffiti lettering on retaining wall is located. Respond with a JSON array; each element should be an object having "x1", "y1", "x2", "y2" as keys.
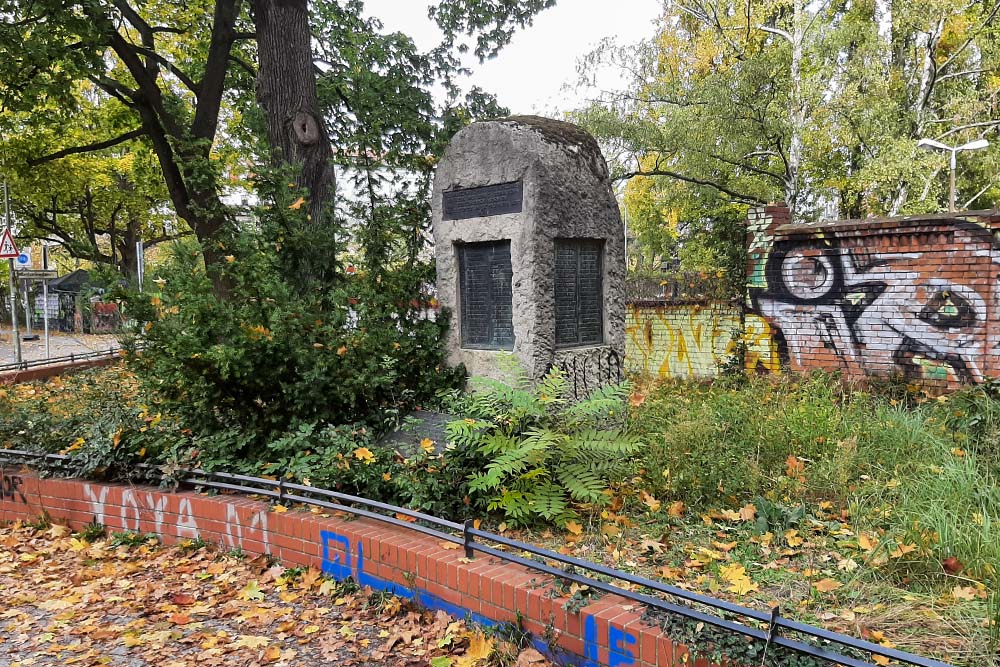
[
  {"x1": 749, "y1": 219, "x2": 1000, "y2": 384},
  {"x1": 84, "y1": 484, "x2": 269, "y2": 550},
  {"x1": 625, "y1": 305, "x2": 779, "y2": 379},
  {"x1": 1, "y1": 474, "x2": 27, "y2": 503},
  {"x1": 320, "y1": 528, "x2": 644, "y2": 666}
]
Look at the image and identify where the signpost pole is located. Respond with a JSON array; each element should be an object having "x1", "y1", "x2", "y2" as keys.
[
  {"x1": 22, "y1": 279, "x2": 31, "y2": 337},
  {"x1": 42, "y1": 244, "x2": 49, "y2": 359},
  {"x1": 3, "y1": 182, "x2": 21, "y2": 364}
]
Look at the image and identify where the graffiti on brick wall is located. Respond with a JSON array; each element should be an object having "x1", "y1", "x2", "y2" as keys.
[
  {"x1": 82, "y1": 483, "x2": 269, "y2": 550},
  {"x1": 749, "y1": 220, "x2": 1000, "y2": 384},
  {"x1": 625, "y1": 304, "x2": 779, "y2": 378},
  {"x1": 320, "y1": 528, "x2": 643, "y2": 666},
  {"x1": 1, "y1": 474, "x2": 26, "y2": 503}
]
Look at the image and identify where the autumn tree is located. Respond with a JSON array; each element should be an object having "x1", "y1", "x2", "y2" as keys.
[
  {"x1": 577, "y1": 0, "x2": 1000, "y2": 239},
  {"x1": 2, "y1": 87, "x2": 189, "y2": 277},
  {"x1": 0, "y1": 0, "x2": 554, "y2": 291}
]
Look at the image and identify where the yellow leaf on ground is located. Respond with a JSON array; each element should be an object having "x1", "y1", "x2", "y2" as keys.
[
  {"x1": 668, "y1": 500, "x2": 686, "y2": 517},
  {"x1": 813, "y1": 578, "x2": 842, "y2": 593},
  {"x1": 263, "y1": 645, "x2": 282, "y2": 663},
  {"x1": 457, "y1": 632, "x2": 495, "y2": 667},
  {"x1": 271, "y1": 504, "x2": 288, "y2": 513},
  {"x1": 640, "y1": 490, "x2": 661, "y2": 512},
  {"x1": 439, "y1": 541, "x2": 460, "y2": 550},
  {"x1": 858, "y1": 533, "x2": 877, "y2": 551},
  {"x1": 565, "y1": 520, "x2": 583, "y2": 536},
  {"x1": 719, "y1": 563, "x2": 747, "y2": 583},
  {"x1": 952, "y1": 586, "x2": 978, "y2": 601},
  {"x1": 890, "y1": 543, "x2": 917, "y2": 558},
  {"x1": 727, "y1": 576, "x2": 759, "y2": 596},
  {"x1": 739, "y1": 503, "x2": 757, "y2": 521},
  {"x1": 233, "y1": 635, "x2": 270, "y2": 649},
  {"x1": 872, "y1": 655, "x2": 890, "y2": 666}
]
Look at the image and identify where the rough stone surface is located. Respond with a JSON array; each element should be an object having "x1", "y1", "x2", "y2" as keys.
[{"x1": 432, "y1": 116, "x2": 625, "y2": 386}]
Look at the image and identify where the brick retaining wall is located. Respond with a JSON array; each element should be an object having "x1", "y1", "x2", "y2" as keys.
[
  {"x1": 0, "y1": 357, "x2": 117, "y2": 385},
  {"x1": 0, "y1": 471, "x2": 715, "y2": 667}
]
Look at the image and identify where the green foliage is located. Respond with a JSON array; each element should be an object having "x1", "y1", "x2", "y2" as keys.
[
  {"x1": 76, "y1": 520, "x2": 106, "y2": 543},
  {"x1": 109, "y1": 530, "x2": 156, "y2": 548},
  {"x1": 124, "y1": 211, "x2": 463, "y2": 458},
  {"x1": 752, "y1": 496, "x2": 807, "y2": 536},
  {"x1": 631, "y1": 371, "x2": 1000, "y2": 582},
  {"x1": 577, "y1": 0, "x2": 1000, "y2": 234},
  {"x1": 453, "y1": 370, "x2": 642, "y2": 527}
]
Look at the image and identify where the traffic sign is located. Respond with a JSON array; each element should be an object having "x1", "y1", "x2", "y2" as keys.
[
  {"x1": 16, "y1": 269, "x2": 57, "y2": 280},
  {"x1": 0, "y1": 229, "x2": 18, "y2": 258},
  {"x1": 14, "y1": 249, "x2": 30, "y2": 269}
]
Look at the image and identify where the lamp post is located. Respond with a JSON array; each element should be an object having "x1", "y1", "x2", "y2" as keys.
[{"x1": 917, "y1": 137, "x2": 990, "y2": 212}]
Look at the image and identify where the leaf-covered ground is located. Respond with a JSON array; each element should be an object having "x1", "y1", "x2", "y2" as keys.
[
  {"x1": 0, "y1": 521, "x2": 549, "y2": 667},
  {"x1": 514, "y1": 493, "x2": 994, "y2": 667}
]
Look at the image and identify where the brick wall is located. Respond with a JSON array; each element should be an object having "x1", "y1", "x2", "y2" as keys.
[
  {"x1": 0, "y1": 356, "x2": 117, "y2": 385},
  {"x1": 0, "y1": 471, "x2": 716, "y2": 667},
  {"x1": 624, "y1": 304, "x2": 779, "y2": 380},
  {"x1": 747, "y1": 206, "x2": 1000, "y2": 387}
]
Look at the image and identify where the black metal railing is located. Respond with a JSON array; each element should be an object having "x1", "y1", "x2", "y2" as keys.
[
  {"x1": 0, "y1": 448, "x2": 954, "y2": 667},
  {"x1": 0, "y1": 346, "x2": 126, "y2": 374},
  {"x1": 549, "y1": 347, "x2": 624, "y2": 400},
  {"x1": 626, "y1": 271, "x2": 739, "y2": 305}
]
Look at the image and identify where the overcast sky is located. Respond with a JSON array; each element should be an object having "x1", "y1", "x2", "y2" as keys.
[{"x1": 362, "y1": 0, "x2": 662, "y2": 115}]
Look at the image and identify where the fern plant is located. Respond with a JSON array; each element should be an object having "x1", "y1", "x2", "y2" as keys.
[{"x1": 448, "y1": 369, "x2": 642, "y2": 527}]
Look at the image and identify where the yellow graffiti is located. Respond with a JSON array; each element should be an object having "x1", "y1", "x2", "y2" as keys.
[
  {"x1": 743, "y1": 314, "x2": 781, "y2": 374},
  {"x1": 625, "y1": 306, "x2": 781, "y2": 379}
]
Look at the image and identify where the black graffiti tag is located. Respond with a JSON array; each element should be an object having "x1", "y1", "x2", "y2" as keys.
[{"x1": 1, "y1": 474, "x2": 27, "y2": 503}]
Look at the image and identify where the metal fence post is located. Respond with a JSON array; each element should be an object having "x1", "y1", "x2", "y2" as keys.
[{"x1": 463, "y1": 519, "x2": 475, "y2": 560}]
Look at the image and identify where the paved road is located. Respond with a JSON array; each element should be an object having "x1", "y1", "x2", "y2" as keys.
[{"x1": 0, "y1": 330, "x2": 121, "y2": 365}]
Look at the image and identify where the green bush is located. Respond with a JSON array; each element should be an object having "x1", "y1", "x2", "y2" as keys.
[
  {"x1": 124, "y1": 215, "x2": 462, "y2": 461},
  {"x1": 450, "y1": 369, "x2": 642, "y2": 527}
]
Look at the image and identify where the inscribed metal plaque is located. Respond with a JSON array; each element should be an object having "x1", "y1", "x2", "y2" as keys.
[
  {"x1": 458, "y1": 241, "x2": 514, "y2": 350},
  {"x1": 443, "y1": 181, "x2": 523, "y2": 221}
]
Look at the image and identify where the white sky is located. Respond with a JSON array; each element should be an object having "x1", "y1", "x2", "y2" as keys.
[{"x1": 363, "y1": 0, "x2": 663, "y2": 115}]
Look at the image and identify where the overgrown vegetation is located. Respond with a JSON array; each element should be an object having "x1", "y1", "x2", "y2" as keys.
[
  {"x1": 4, "y1": 363, "x2": 998, "y2": 664},
  {"x1": 450, "y1": 370, "x2": 641, "y2": 527}
]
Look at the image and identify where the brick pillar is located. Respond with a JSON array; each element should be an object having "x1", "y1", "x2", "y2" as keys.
[{"x1": 746, "y1": 202, "x2": 789, "y2": 294}]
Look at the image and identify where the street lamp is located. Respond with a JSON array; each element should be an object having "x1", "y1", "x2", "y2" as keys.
[{"x1": 917, "y1": 137, "x2": 990, "y2": 212}]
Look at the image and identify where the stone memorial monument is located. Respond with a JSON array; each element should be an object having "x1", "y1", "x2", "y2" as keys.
[{"x1": 431, "y1": 116, "x2": 625, "y2": 392}]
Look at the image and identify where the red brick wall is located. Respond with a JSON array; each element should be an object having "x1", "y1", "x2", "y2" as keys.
[
  {"x1": 0, "y1": 471, "x2": 713, "y2": 667},
  {"x1": 747, "y1": 206, "x2": 1000, "y2": 387},
  {"x1": 0, "y1": 357, "x2": 117, "y2": 386}
]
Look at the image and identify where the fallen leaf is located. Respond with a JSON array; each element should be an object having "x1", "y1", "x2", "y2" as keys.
[
  {"x1": 565, "y1": 520, "x2": 583, "y2": 536},
  {"x1": 952, "y1": 586, "x2": 978, "y2": 601},
  {"x1": 288, "y1": 196, "x2": 306, "y2": 210},
  {"x1": 813, "y1": 578, "x2": 842, "y2": 593}
]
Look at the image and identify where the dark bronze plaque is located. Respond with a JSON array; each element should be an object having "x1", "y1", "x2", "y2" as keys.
[
  {"x1": 443, "y1": 181, "x2": 523, "y2": 221},
  {"x1": 458, "y1": 241, "x2": 514, "y2": 350},
  {"x1": 555, "y1": 239, "x2": 604, "y2": 348}
]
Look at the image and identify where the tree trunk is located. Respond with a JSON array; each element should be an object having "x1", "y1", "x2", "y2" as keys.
[{"x1": 252, "y1": 0, "x2": 336, "y2": 228}]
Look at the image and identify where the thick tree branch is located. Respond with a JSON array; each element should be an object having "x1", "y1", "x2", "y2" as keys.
[
  {"x1": 614, "y1": 167, "x2": 767, "y2": 204},
  {"x1": 192, "y1": 0, "x2": 242, "y2": 140},
  {"x1": 936, "y1": 120, "x2": 1000, "y2": 140},
  {"x1": 27, "y1": 129, "x2": 145, "y2": 166},
  {"x1": 131, "y1": 45, "x2": 201, "y2": 94}
]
